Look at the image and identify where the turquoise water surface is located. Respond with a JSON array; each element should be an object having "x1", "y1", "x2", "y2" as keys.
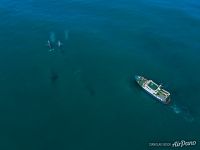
[{"x1": 0, "y1": 0, "x2": 200, "y2": 149}]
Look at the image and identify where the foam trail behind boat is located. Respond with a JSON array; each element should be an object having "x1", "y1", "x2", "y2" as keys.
[
  {"x1": 170, "y1": 104, "x2": 181, "y2": 114},
  {"x1": 50, "y1": 32, "x2": 56, "y2": 42},
  {"x1": 169, "y1": 102, "x2": 194, "y2": 122}
]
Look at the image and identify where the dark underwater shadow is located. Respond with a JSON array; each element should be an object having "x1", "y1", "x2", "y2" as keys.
[
  {"x1": 84, "y1": 83, "x2": 96, "y2": 96},
  {"x1": 50, "y1": 69, "x2": 59, "y2": 86}
]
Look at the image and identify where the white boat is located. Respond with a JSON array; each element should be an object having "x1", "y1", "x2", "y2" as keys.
[{"x1": 135, "y1": 75, "x2": 171, "y2": 104}]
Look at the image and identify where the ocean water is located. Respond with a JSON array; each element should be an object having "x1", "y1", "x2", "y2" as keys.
[{"x1": 0, "y1": 0, "x2": 200, "y2": 149}]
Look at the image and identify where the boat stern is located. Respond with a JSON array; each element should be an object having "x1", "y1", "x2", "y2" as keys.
[{"x1": 164, "y1": 96, "x2": 171, "y2": 105}]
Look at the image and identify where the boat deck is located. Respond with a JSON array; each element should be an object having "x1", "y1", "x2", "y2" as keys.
[
  {"x1": 136, "y1": 76, "x2": 148, "y2": 86},
  {"x1": 147, "y1": 81, "x2": 158, "y2": 90},
  {"x1": 156, "y1": 89, "x2": 170, "y2": 99},
  {"x1": 135, "y1": 75, "x2": 171, "y2": 104}
]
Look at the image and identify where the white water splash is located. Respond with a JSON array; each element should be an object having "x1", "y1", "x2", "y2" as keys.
[{"x1": 170, "y1": 104, "x2": 181, "y2": 114}]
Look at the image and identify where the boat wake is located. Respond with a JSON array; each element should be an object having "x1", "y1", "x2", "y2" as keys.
[{"x1": 169, "y1": 103, "x2": 195, "y2": 122}]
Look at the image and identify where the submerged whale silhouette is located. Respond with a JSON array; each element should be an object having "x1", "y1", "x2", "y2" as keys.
[
  {"x1": 50, "y1": 70, "x2": 59, "y2": 84},
  {"x1": 85, "y1": 84, "x2": 96, "y2": 96}
]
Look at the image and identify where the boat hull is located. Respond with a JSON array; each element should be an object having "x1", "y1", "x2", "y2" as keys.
[{"x1": 135, "y1": 75, "x2": 171, "y2": 105}]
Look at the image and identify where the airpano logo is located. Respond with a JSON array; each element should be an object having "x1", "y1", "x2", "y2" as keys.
[
  {"x1": 148, "y1": 140, "x2": 197, "y2": 148},
  {"x1": 172, "y1": 140, "x2": 196, "y2": 148}
]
